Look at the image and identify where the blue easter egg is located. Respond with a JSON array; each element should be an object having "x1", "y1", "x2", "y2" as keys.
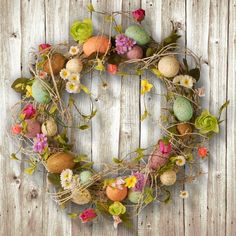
[
  {"x1": 32, "y1": 79, "x2": 51, "y2": 104},
  {"x1": 173, "y1": 97, "x2": 193, "y2": 122},
  {"x1": 125, "y1": 25, "x2": 150, "y2": 45}
]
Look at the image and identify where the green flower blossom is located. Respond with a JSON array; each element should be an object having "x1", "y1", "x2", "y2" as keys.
[
  {"x1": 70, "y1": 18, "x2": 93, "y2": 43},
  {"x1": 195, "y1": 110, "x2": 219, "y2": 134},
  {"x1": 108, "y1": 201, "x2": 126, "y2": 216}
]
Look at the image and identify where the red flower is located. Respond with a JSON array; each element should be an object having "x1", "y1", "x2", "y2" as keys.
[
  {"x1": 79, "y1": 208, "x2": 97, "y2": 223},
  {"x1": 22, "y1": 104, "x2": 36, "y2": 119},
  {"x1": 159, "y1": 140, "x2": 172, "y2": 155},
  {"x1": 107, "y1": 64, "x2": 118, "y2": 75},
  {"x1": 198, "y1": 147, "x2": 208, "y2": 158},
  {"x1": 39, "y1": 43, "x2": 51, "y2": 52},
  {"x1": 132, "y1": 8, "x2": 145, "y2": 22},
  {"x1": 11, "y1": 124, "x2": 22, "y2": 135}
]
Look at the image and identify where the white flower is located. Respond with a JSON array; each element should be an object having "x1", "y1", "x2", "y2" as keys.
[
  {"x1": 196, "y1": 87, "x2": 205, "y2": 97},
  {"x1": 179, "y1": 190, "x2": 189, "y2": 199},
  {"x1": 60, "y1": 169, "x2": 73, "y2": 182},
  {"x1": 180, "y1": 75, "x2": 194, "y2": 88},
  {"x1": 66, "y1": 81, "x2": 80, "y2": 93},
  {"x1": 69, "y1": 46, "x2": 79, "y2": 55},
  {"x1": 61, "y1": 179, "x2": 77, "y2": 190},
  {"x1": 68, "y1": 73, "x2": 80, "y2": 84},
  {"x1": 60, "y1": 68, "x2": 70, "y2": 80},
  {"x1": 175, "y1": 156, "x2": 186, "y2": 166},
  {"x1": 173, "y1": 75, "x2": 182, "y2": 84}
]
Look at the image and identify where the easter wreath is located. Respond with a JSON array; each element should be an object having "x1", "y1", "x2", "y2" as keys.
[{"x1": 8, "y1": 5, "x2": 229, "y2": 228}]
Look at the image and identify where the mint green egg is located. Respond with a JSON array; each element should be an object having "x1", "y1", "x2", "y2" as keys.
[
  {"x1": 79, "y1": 170, "x2": 93, "y2": 185},
  {"x1": 125, "y1": 25, "x2": 150, "y2": 45},
  {"x1": 32, "y1": 79, "x2": 51, "y2": 104},
  {"x1": 128, "y1": 190, "x2": 142, "y2": 204},
  {"x1": 173, "y1": 97, "x2": 193, "y2": 122}
]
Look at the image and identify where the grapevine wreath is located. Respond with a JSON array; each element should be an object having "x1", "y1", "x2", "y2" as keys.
[{"x1": 8, "y1": 6, "x2": 228, "y2": 228}]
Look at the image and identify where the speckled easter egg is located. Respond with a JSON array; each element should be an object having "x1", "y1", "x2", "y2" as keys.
[
  {"x1": 32, "y1": 79, "x2": 51, "y2": 104},
  {"x1": 24, "y1": 119, "x2": 41, "y2": 138},
  {"x1": 43, "y1": 53, "x2": 66, "y2": 76},
  {"x1": 125, "y1": 25, "x2": 150, "y2": 45},
  {"x1": 79, "y1": 170, "x2": 93, "y2": 185},
  {"x1": 41, "y1": 118, "x2": 57, "y2": 137},
  {"x1": 160, "y1": 170, "x2": 177, "y2": 186},
  {"x1": 128, "y1": 190, "x2": 142, "y2": 204},
  {"x1": 71, "y1": 188, "x2": 91, "y2": 205},
  {"x1": 126, "y1": 45, "x2": 143, "y2": 60},
  {"x1": 158, "y1": 56, "x2": 179, "y2": 78},
  {"x1": 83, "y1": 36, "x2": 111, "y2": 57},
  {"x1": 148, "y1": 147, "x2": 169, "y2": 170},
  {"x1": 106, "y1": 185, "x2": 128, "y2": 202},
  {"x1": 46, "y1": 152, "x2": 75, "y2": 173},
  {"x1": 173, "y1": 97, "x2": 193, "y2": 122},
  {"x1": 66, "y1": 58, "x2": 83, "y2": 73}
]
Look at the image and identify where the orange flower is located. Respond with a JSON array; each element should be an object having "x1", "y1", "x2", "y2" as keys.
[
  {"x1": 107, "y1": 64, "x2": 118, "y2": 75},
  {"x1": 198, "y1": 147, "x2": 208, "y2": 158}
]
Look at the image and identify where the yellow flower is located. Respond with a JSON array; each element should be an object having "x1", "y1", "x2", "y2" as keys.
[
  {"x1": 141, "y1": 79, "x2": 153, "y2": 95},
  {"x1": 25, "y1": 85, "x2": 32, "y2": 97},
  {"x1": 175, "y1": 156, "x2": 186, "y2": 166},
  {"x1": 125, "y1": 176, "x2": 137, "y2": 188}
]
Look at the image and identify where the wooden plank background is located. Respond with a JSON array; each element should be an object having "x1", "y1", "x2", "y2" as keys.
[{"x1": 0, "y1": 0, "x2": 235, "y2": 235}]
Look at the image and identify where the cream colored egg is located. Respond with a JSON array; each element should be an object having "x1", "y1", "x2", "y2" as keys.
[
  {"x1": 71, "y1": 188, "x2": 91, "y2": 205},
  {"x1": 66, "y1": 58, "x2": 83, "y2": 73},
  {"x1": 41, "y1": 118, "x2": 57, "y2": 137},
  {"x1": 158, "y1": 56, "x2": 179, "y2": 78},
  {"x1": 160, "y1": 170, "x2": 177, "y2": 186}
]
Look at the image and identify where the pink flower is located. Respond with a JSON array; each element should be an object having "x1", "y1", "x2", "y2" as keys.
[
  {"x1": 111, "y1": 178, "x2": 126, "y2": 190},
  {"x1": 196, "y1": 87, "x2": 205, "y2": 97},
  {"x1": 115, "y1": 34, "x2": 136, "y2": 54},
  {"x1": 11, "y1": 124, "x2": 22, "y2": 135},
  {"x1": 39, "y1": 43, "x2": 51, "y2": 52},
  {"x1": 132, "y1": 8, "x2": 145, "y2": 22},
  {"x1": 22, "y1": 104, "x2": 36, "y2": 119},
  {"x1": 38, "y1": 70, "x2": 48, "y2": 79},
  {"x1": 198, "y1": 146, "x2": 208, "y2": 158},
  {"x1": 107, "y1": 64, "x2": 118, "y2": 75},
  {"x1": 159, "y1": 140, "x2": 172, "y2": 155},
  {"x1": 33, "y1": 133, "x2": 48, "y2": 153},
  {"x1": 132, "y1": 172, "x2": 146, "y2": 191},
  {"x1": 79, "y1": 208, "x2": 97, "y2": 223},
  {"x1": 113, "y1": 215, "x2": 122, "y2": 228}
]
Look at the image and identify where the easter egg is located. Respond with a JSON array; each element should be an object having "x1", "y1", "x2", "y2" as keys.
[
  {"x1": 41, "y1": 118, "x2": 57, "y2": 137},
  {"x1": 126, "y1": 45, "x2": 143, "y2": 60},
  {"x1": 177, "y1": 123, "x2": 192, "y2": 138},
  {"x1": 83, "y1": 36, "x2": 111, "y2": 57},
  {"x1": 71, "y1": 188, "x2": 91, "y2": 205},
  {"x1": 79, "y1": 170, "x2": 93, "y2": 185},
  {"x1": 66, "y1": 58, "x2": 83, "y2": 73},
  {"x1": 32, "y1": 79, "x2": 51, "y2": 104},
  {"x1": 160, "y1": 170, "x2": 177, "y2": 186},
  {"x1": 173, "y1": 97, "x2": 193, "y2": 122},
  {"x1": 149, "y1": 147, "x2": 169, "y2": 170},
  {"x1": 43, "y1": 53, "x2": 66, "y2": 76},
  {"x1": 158, "y1": 56, "x2": 179, "y2": 78},
  {"x1": 125, "y1": 25, "x2": 150, "y2": 45},
  {"x1": 46, "y1": 152, "x2": 75, "y2": 173},
  {"x1": 24, "y1": 119, "x2": 41, "y2": 138},
  {"x1": 128, "y1": 190, "x2": 142, "y2": 204},
  {"x1": 106, "y1": 185, "x2": 128, "y2": 202}
]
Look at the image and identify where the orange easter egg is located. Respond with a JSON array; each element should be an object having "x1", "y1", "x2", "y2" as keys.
[
  {"x1": 106, "y1": 185, "x2": 128, "y2": 202},
  {"x1": 83, "y1": 36, "x2": 111, "y2": 57}
]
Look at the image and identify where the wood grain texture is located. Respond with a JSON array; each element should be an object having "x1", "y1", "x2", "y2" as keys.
[{"x1": 0, "y1": 0, "x2": 234, "y2": 235}]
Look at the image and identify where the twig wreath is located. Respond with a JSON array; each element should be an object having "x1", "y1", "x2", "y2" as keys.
[{"x1": 8, "y1": 5, "x2": 229, "y2": 228}]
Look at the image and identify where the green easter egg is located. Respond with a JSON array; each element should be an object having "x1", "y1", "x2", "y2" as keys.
[
  {"x1": 173, "y1": 97, "x2": 193, "y2": 122},
  {"x1": 32, "y1": 79, "x2": 51, "y2": 104},
  {"x1": 79, "y1": 170, "x2": 93, "y2": 185},
  {"x1": 128, "y1": 190, "x2": 142, "y2": 204},
  {"x1": 125, "y1": 25, "x2": 150, "y2": 45}
]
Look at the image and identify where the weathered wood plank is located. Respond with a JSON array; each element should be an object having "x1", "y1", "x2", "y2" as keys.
[
  {"x1": 226, "y1": 1, "x2": 236, "y2": 235},
  {"x1": 0, "y1": 1, "x2": 22, "y2": 236}
]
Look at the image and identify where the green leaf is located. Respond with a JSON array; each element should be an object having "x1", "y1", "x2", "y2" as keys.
[
  {"x1": 87, "y1": 3, "x2": 95, "y2": 12},
  {"x1": 188, "y1": 68, "x2": 200, "y2": 81},
  {"x1": 48, "y1": 173, "x2": 61, "y2": 186},
  {"x1": 11, "y1": 78, "x2": 30, "y2": 94},
  {"x1": 136, "y1": 69, "x2": 144, "y2": 76},
  {"x1": 218, "y1": 100, "x2": 230, "y2": 118},
  {"x1": 78, "y1": 124, "x2": 90, "y2": 130},
  {"x1": 163, "y1": 30, "x2": 181, "y2": 46},
  {"x1": 114, "y1": 24, "x2": 122, "y2": 33},
  {"x1": 112, "y1": 157, "x2": 123, "y2": 164},
  {"x1": 73, "y1": 154, "x2": 88, "y2": 163},
  {"x1": 10, "y1": 153, "x2": 20, "y2": 161},
  {"x1": 163, "y1": 189, "x2": 171, "y2": 204},
  {"x1": 24, "y1": 166, "x2": 36, "y2": 175},
  {"x1": 141, "y1": 110, "x2": 150, "y2": 121},
  {"x1": 144, "y1": 187, "x2": 154, "y2": 204},
  {"x1": 67, "y1": 213, "x2": 78, "y2": 219},
  {"x1": 49, "y1": 104, "x2": 58, "y2": 114},
  {"x1": 183, "y1": 58, "x2": 189, "y2": 72},
  {"x1": 133, "y1": 148, "x2": 145, "y2": 162},
  {"x1": 80, "y1": 84, "x2": 91, "y2": 95}
]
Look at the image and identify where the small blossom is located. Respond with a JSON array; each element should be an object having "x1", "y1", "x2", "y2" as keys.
[
  {"x1": 60, "y1": 169, "x2": 73, "y2": 183},
  {"x1": 39, "y1": 43, "x2": 51, "y2": 52},
  {"x1": 79, "y1": 208, "x2": 97, "y2": 223},
  {"x1": 68, "y1": 73, "x2": 80, "y2": 84},
  {"x1": 125, "y1": 176, "x2": 137, "y2": 188},
  {"x1": 38, "y1": 70, "x2": 48, "y2": 79},
  {"x1": 107, "y1": 64, "x2": 118, "y2": 75},
  {"x1": 113, "y1": 215, "x2": 122, "y2": 229},
  {"x1": 159, "y1": 139, "x2": 172, "y2": 155},
  {"x1": 69, "y1": 46, "x2": 80, "y2": 55},
  {"x1": 33, "y1": 133, "x2": 48, "y2": 153},
  {"x1": 198, "y1": 146, "x2": 208, "y2": 158},
  {"x1": 66, "y1": 81, "x2": 80, "y2": 93},
  {"x1": 109, "y1": 202, "x2": 126, "y2": 216},
  {"x1": 22, "y1": 104, "x2": 36, "y2": 119},
  {"x1": 141, "y1": 79, "x2": 153, "y2": 95},
  {"x1": 173, "y1": 75, "x2": 195, "y2": 89},
  {"x1": 196, "y1": 87, "x2": 205, "y2": 97},
  {"x1": 132, "y1": 172, "x2": 146, "y2": 191},
  {"x1": 60, "y1": 69, "x2": 71, "y2": 80},
  {"x1": 111, "y1": 178, "x2": 126, "y2": 190},
  {"x1": 61, "y1": 178, "x2": 77, "y2": 190},
  {"x1": 132, "y1": 8, "x2": 145, "y2": 22},
  {"x1": 115, "y1": 34, "x2": 136, "y2": 55},
  {"x1": 179, "y1": 190, "x2": 189, "y2": 199},
  {"x1": 175, "y1": 156, "x2": 186, "y2": 166},
  {"x1": 11, "y1": 124, "x2": 22, "y2": 135}
]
